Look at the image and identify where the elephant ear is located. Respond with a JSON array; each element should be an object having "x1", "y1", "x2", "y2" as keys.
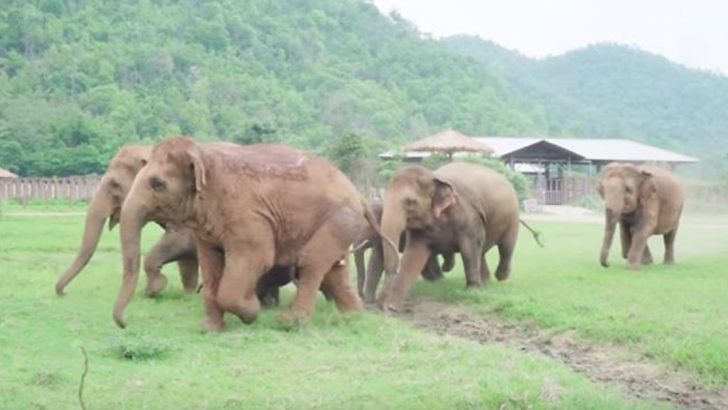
[
  {"x1": 638, "y1": 171, "x2": 657, "y2": 201},
  {"x1": 432, "y1": 178, "x2": 458, "y2": 219},
  {"x1": 187, "y1": 147, "x2": 207, "y2": 194}
]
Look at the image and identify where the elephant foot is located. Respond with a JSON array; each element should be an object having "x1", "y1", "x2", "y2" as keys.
[
  {"x1": 260, "y1": 293, "x2": 280, "y2": 308},
  {"x1": 641, "y1": 256, "x2": 654, "y2": 265},
  {"x1": 627, "y1": 262, "x2": 641, "y2": 270},
  {"x1": 182, "y1": 282, "x2": 198, "y2": 294},
  {"x1": 145, "y1": 275, "x2": 168, "y2": 297},
  {"x1": 362, "y1": 295, "x2": 377, "y2": 306},
  {"x1": 231, "y1": 308, "x2": 259, "y2": 325},
  {"x1": 280, "y1": 309, "x2": 311, "y2": 326},
  {"x1": 182, "y1": 286, "x2": 197, "y2": 294},
  {"x1": 663, "y1": 258, "x2": 675, "y2": 265},
  {"x1": 218, "y1": 294, "x2": 260, "y2": 324},
  {"x1": 465, "y1": 281, "x2": 483, "y2": 289},
  {"x1": 495, "y1": 268, "x2": 511, "y2": 281},
  {"x1": 201, "y1": 316, "x2": 226, "y2": 332}
]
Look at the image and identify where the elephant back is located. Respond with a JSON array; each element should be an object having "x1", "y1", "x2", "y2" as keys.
[{"x1": 434, "y1": 162, "x2": 519, "y2": 230}]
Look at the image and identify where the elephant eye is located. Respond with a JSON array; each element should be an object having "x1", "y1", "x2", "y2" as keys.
[
  {"x1": 625, "y1": 186, "x2": 633, "y2": 194},
  {"x1": 149, "y1": 176, "x2": 166, "y2": 192}
]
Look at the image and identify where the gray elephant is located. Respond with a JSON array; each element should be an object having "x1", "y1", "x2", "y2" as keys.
[
  {"x1": 597, "y1": 162, "x2": 686, "y2": 269},
  {"x1": 377, "y1": 162, "x2": 521, "y2": 311}
]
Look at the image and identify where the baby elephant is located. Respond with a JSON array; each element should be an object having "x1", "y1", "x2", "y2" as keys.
[{"x1": 597, "y1": 163, "x2": 686, "y2": 269}]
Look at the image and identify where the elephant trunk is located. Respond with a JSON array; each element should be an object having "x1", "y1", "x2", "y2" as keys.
[
  {"x1": 600, "y1": 207, "x2": 621, "y2": 267},
  {"x1": 113, "y1": 196, "x2": 148, "y2": 329},
  {"x1": 55, "y1": 183, "x2": 115, "y2": 295},
  {"x1": 380, "y1": 194, "x2": 406, "y2": 277}
]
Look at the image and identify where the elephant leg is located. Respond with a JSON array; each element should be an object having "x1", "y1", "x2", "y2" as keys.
[
  {"x1": 257, "y1": 266, "x2": 293, "y2": 308},
  {"x1": 363, "y1": 243, "x2": 384, "y2": 304},
  {"x1": 320, "y1": 259, "x2": 362, "y2": 312},
  {"x1": 216, "y1": 248, "x2": 272, "y2": 325},
  {"x1": 353, "y1": 246, "x2": 367, "y2": 299},
  {"x1": 441, "y1": 251, "x2": 455, "y2": 272},
  {"x1": 197, "y1": 240, "x2": 226, "y2": 332},
  {"x1": 283, "y1": 261, "x2": 327, "y2": 323},
  {"x1": 641, "y1": 244, "x2": 654, "y2": 265},
  {"x1": 283, "y1": 228, "x2": 350, "y2": 324},
  {"x1": 177, "y1": 254, "x2": 199, "y2": 293},
  {"x1": 259, "y1": 285, "x2": 280, "y2": 308},
  {"x1": 663, "y1": 229, "x2": 677, "y2": 265},
  {"x1": 420, "y1": 253, "x2": 443, "y2": 282},
  {"x1": 619, "y1": 222, "x2": 632, "y2": 260},
  {"x1": 480, "y1": 251, "x2": 491, "y2": 283},
  {"x1": 143, "y1": 231, "x2": 191, "y2": 296},
  {"x1": 495, "y1": 241, "x2": 516, "y2": 281},
  {"x1": 382, "y1": 239, "x2": 430, "y2": 311},
  {"x1": 459, "y1": 235, "x2": 484, "y2": 288},
  {"x1": 627, "y1": 228, "x2": 654, "y2": 269}
]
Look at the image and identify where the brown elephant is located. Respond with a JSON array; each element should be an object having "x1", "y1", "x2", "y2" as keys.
[
  {"x1": 597, "y1": 163, "x2": 686, "y2": 269},
  {"x1": 54, "y1": 146, "x2": 200, "y2": 297},
  {"x1": 352, "y1": 202, "x2": 455, "y2": 304},
  {"x1": 113, "y1": 137, "x2": 392, "y2": 330},
  {"x1": 377, "y1": 162, "x2": 521, "y2": 311},
  {"x1": 55, "y1": 145, "x2": 296, "y2": 307}
]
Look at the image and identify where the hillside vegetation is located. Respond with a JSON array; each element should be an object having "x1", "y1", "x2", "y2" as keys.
[
  {"x1": 443, "y1": 36, "x2": 728, "y2": 163},
  {"x1": 0, "y1": 0, "x2": 537, "y2": 176},
  {"x1": 1, "y1": 1, "x2": 726, "y2": 177}
]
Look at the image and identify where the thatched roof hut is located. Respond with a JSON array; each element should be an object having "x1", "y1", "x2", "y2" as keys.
[{"x1": 404, "y1": 129, "x2": 494, "y2": 158}]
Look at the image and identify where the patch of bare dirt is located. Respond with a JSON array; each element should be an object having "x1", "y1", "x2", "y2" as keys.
[{"x1": 397, "y1": 299, "x2": 728, "y2": 410}]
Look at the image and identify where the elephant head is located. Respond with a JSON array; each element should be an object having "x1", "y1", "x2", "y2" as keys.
[
  {"x1": 55, "y1": 146, "x2": 149, "y2": 295},
  {"x1": 597, "y1": 163, "x2": 657, "y2": 267},
  {"x1": 114, "y1": 137, "x2": 206, "y2": 328},
  {"x1": 380, "y1": 165, "x2": 458, "y2": 277}
]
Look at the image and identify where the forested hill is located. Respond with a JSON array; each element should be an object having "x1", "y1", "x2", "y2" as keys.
[
  {"x1": 442, "y1": 35, "x2": 728, "y2": 163},
  {"x1": 0, "y1": 0, "x2": 540, "y2": 176},
  {"x1": 1, "y1": 1, "x2": 726, "y2": 177}
]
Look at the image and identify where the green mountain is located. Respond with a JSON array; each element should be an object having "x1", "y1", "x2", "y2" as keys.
[
  {"x1": 443, "y1": 35, "x2": 728, "y2": 163},
  {"x1": 0, "y1": 1, "x2": 725, "y2": 177},
  {"x1": 0, "y1": 0, "x2": 540, "y2": 176}
]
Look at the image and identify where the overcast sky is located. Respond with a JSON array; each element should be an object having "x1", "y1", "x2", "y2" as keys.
[{"x1": 372, "y1": 0, "x2": 728, "y2": 75}]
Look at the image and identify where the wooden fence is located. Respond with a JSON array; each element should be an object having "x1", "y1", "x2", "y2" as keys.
[
  {"x1": 0, "y1": 175, "x2": 102, "y2": 203},
  {"x1": 533, "y1": 176, "x2": 597, "y2": 205}
]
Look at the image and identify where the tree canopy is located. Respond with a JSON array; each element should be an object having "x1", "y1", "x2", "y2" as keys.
[{"x1": 0, "y1": 1, "x2": 725, "y2": 177}]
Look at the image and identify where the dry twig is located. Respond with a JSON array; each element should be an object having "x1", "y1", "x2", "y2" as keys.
[{"x1": 78, "y1": 347, "x2": 89, "y2": 410}]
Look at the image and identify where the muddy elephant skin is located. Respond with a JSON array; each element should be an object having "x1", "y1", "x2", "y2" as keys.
[{"x1": 113, "y1": 137, "x2": 386, "y2": 330}]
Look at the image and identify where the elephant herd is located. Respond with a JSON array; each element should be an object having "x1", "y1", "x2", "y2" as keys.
[{"x1": 53, "y1": 136, "x2": 687, "y2": 331}]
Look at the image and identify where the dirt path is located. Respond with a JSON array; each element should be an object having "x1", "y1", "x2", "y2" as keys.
[{"x1": 397, "y1": 299, "x2": 728, "y2": 410}]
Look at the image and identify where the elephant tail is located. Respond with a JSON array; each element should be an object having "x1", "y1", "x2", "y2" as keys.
[
  {"x1": 519, "y1": 219, "x2": 545, "y2": 248},
  {"x1": 360, "y1": 197, "x2": 400, "y2": 257}
]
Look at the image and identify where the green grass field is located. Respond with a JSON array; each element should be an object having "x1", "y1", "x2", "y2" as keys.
[
  {"x1": 414, "y1": 216, "x2": 728, "y2": 386},
  {"x1": 1, "y1": 211, "x2": 725, "y2": 409}
]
